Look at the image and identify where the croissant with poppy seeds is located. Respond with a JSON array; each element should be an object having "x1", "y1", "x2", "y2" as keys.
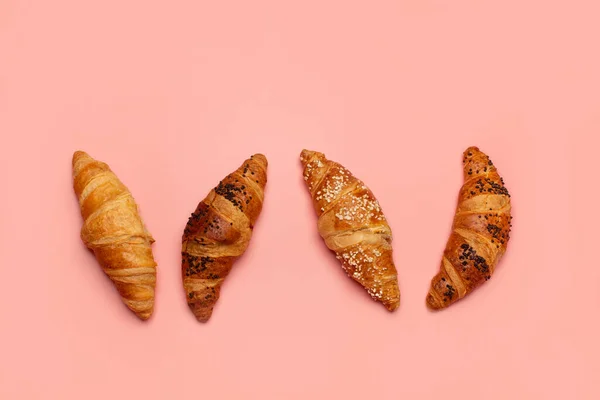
[
  {"x1": 72, "y1": 151, "x2": 157, "y2": 320},
  {"x1": 426, "y1": 146, "x2": 512, "y2": 310},
  {"x1": 182, "y1": 155, "x2": 268, "y2": 322},
  {"x1": 300, "y1": 150, "x2": 400, "y2": 311}
]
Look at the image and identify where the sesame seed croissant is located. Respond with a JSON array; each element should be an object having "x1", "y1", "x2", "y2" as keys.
[
  {"x1": 182, "y1": 154, "x2": 267, "y2": 322},
  {"x1": 72, "y1": 151, "x2": 157, "y2": 320},
  {"x1": 300, "y1": 150, "x2": 400, "y2": 311},
  {"x1": 426, "y1": 146, "x2": 512, "y2": 310}
]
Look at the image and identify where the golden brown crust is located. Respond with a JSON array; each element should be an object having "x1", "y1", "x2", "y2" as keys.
[
  {"x1": 72, "y1": 151, "x2": 157, "y2": 320},
  {"x1": 182, "y1": 154, "x2": 267, "y2": 322},
  {"x1": 300, "y1": 150, "x2": 400, "y2": 311},
  {"x1": 426, "y1": 146, "x2": 512, "y2": 310}
]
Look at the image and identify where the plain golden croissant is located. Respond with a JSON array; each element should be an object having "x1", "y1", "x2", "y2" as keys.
[
  {"x1": 300, "y1": 150, "x2": 400, "y2": 311},
  {"x1": 182, "y1": 154, "x2": 268, "y2": 322},
  {"x1": 426, "y1": 146, "x2": 512, "y2": 310},
  {"x1": 72, "y1": 151, "x2": 157, "y2": 320}
]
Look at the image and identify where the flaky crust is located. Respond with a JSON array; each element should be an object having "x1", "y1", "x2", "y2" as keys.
[
  {"x1": 182, "y1": 154, "x2": 267, "y2": 322},
  {"x1": 300, "y1": 150, "x2": 400, "y2": 311},
  {"x1": 72, "y1": 151, "x2": 157, "y2": 320},
  {"x1": 426, "y1": 146, "x2": 512, "y2": 310}
]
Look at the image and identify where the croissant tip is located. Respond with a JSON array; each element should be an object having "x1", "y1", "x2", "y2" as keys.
[
  {"x1": 250, "y1": 153, "x2": 268, "y2": 167},
  {"x1": 426, "y1": 294, "x2": 444, "y2": 311},
  {"x1": 464, "y1": 146, "x2": 481, "y2": 155},
  {"x1": 72, "y1": 150, "x2": 91, "y2": 164},
  {"x1": 188, "y1": 302, "x2": 214, "y2": 323},
  {"x1": 385, "y1": 300, "x2": 400, "y2": 312},
  {"x1": 300, "y1": 149, "x2": 321, "y2": 165},
  {"x1": 300, "y1": 148, "x2": 312, "y2": 157},
  {"x1": 193, "y1": 311, "x2": 213, "y2": 323},
  {"x1": 135, "y1": 311, "x2": 153, "y2": 321}
]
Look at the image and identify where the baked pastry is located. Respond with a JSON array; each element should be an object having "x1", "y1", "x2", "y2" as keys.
[
  {"x1": 300, "y1": 150, "x2": 400, "y2": 311},
  {"x1": 426, "y1": 146, "x2": 512, "y2": 309},
  {"x1": 72, "y1": 151, "x2": 157, "y2": 320},
  {"x1": 182, "y1": 154, "x2": 268, "y2": 322}
]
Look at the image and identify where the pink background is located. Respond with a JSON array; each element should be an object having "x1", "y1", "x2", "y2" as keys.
[{"x1": 1, "y1": 1, "x2": 598, "y2": 399}]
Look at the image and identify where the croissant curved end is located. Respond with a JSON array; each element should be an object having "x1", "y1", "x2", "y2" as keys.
[
  {"x1": 186, "y1": 297, "x2": 215, "y2": 323},
  {"x1": 385, "y1": 299, "x2": 400, "y2": 312},
  {"x1": 135, "y1": 309, "x2": 153, "y2": 321},
  {"x1": 194, "y1": 311, "x2": 213, "y2": 323},
  {"x1": 464, "y1": 146, "x2": 480, "y2": 155},
  {"x1": 426, "y1": 293, "x2": 443, "y2": 310},
  {"x1": 300, "y1": 149, "x2": 315, "y2": 159},
  {"x1": 300, "y1": 149, "x2": 322, "y2": 166},
  {"x1": 72, "y1": 150, "x2": 93, "y2": 169},
  {"x1": 250, "y1": 153, "x2": 268, "y2": 168}
]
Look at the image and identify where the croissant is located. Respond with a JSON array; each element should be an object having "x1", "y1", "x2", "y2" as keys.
[
  {"x1": 300, "y1": 150, "x2": 400, "y2": 311},
  {"x1": 182, "y1": 154, "x2": 268, "y2": 322},
  {"x1": 72, "y1": 151, "x2": 157, "y2": 320},
  {"x1": 426, "y1": 146, "x2": 512, "y2": 310}
]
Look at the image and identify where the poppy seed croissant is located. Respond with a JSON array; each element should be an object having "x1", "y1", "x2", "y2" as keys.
[
  {"x1": 182, "y1": 154, "x2": 268, "y2": 322},
  {"x1": 426, "y1": 146, "x2": 512, "y2": 310}
]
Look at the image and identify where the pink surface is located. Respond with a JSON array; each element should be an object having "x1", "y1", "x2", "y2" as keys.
[{"x1": 0, "y1": 1, "x2": 598, "y2": 399}]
